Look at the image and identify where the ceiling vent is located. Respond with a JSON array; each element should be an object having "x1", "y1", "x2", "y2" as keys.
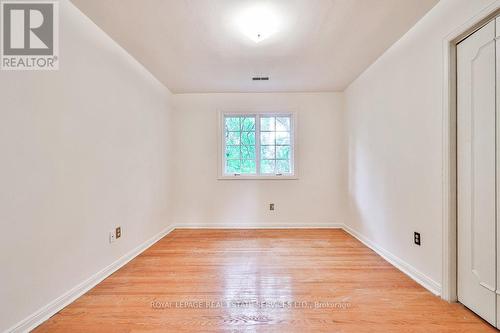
[{"x1": 252, "y1": 77, "x2": 269, "y2": 81}]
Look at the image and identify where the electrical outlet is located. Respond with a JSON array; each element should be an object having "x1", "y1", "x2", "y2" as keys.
[
  {"x1": 109, "y1": 230, "x2": 116, "y2": 243},
  {"x1": 414, "y1": 232, "x2": 421, "y2": 246},
  {"x1": 269, "y1": 203, "x2": 275, "y2": 211},
  {"x1": 116, "y1": 226, "x2": 121, "y2": 239}
]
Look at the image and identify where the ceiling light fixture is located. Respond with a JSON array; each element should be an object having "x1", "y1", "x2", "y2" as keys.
[{"x1": 235, "y1": 4, "x2": 280, "y2": 43}]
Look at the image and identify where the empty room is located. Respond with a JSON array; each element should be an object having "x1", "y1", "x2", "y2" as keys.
[{"x1": 2, "y1": 0, "x2": 500, "y2": 332}]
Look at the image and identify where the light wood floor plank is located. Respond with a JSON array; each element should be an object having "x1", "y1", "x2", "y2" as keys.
[{"x1": 34, "y1": 229, "x2": 496, "y2": 332}]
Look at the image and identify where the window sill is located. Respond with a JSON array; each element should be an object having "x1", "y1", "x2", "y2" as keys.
[{"x1": 218, "y1": 175, "x2": 299, "y2": 180}]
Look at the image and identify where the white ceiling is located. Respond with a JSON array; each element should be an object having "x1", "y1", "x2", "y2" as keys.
[{"x1": 71, "y1": 0, "x2": 438, "y2": 93}]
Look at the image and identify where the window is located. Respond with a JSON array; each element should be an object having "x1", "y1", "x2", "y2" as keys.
[{"x1": 220, "y1": 112, "x2": 296, "y2": 179}]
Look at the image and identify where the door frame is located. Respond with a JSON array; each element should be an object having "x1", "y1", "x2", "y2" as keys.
[{"x1": 442, "y1": 2, "x2": 500, "y2": 302}]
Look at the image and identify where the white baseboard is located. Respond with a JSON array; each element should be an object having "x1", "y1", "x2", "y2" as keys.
[
  {"x1": 341, "y1": 224, "x2": 441, "y2": 296},
  {"x1": 6, "y1": 222, "x2": 441, "y2": 333},
  {"x1": 5, "y1": 224, "x2": 176, "y2": 333},
  {"x1": 174, "y1": 222, "x2": 344, "y2": 229}
]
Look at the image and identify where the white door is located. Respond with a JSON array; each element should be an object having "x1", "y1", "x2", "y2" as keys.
[
  {"x1": 497, "y1": 16, "x2": 500, "y2": 330},
  {"x1": 457, "y1": 19, "x2": 496, "y2": 326}
]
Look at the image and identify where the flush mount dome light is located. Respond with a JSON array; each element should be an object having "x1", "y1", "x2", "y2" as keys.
[{"x1": 235, "y1": 5, "x2": 280, "y2": 43}]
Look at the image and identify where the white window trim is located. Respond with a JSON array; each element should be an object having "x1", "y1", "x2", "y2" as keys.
[{"x1": 217, "y1": 110, "x2": 298, "y2": 180}]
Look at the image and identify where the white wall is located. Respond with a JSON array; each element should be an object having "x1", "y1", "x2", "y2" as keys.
[
  {"x1": 171, "y1": 93, "x2": 345, "y2": 227},
  {"x1": 344, "y1": 0, "x2": 499, "y2": 290},
  {"x1": 0, "y1": 1, "x2": 174, "y2": 331}
]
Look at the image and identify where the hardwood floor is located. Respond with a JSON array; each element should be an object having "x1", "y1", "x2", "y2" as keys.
[{"x1": 34, "y1": 229, "x2": 496, "y2": 332}]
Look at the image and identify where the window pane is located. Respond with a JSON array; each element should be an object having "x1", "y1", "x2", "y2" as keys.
[
  {"x1": 260, "y1": 132, "x2": 275, "y2": 145},
  {"x1": 226, "y1": 132, "x2": 240, "y2": 145},
  {"x1": 260, "y1": 117, "x2": 275, "y2": 131},
  {"x1": 261, "y1": 146, "x2": 275, "y2": 159},
  {"x1": 223, "y1": 113, "x2": 292, "y2": 177},
  {"x1": 276, "y1": 160, "x2": 291, "y2": 173},
  {"x1": 226, "y1": 160, "x2": 241, "y2": 173},
  {"x1": 276, "y1": 145, "x2": 290, "y2": 159},
  {"x1": 241, "y1": 131, "x2": 255, "y2": 145},
  {"x1": 226, "y1": 146, "x2": 240, "y2": 159},
  {"x1": 276, "y1": 131, "x2": 290, "y2": 145},
  {"x1": 241, "y1": 160, "x2": 256, "y2": 173},
  {"x1": 241, "y1": 145, "x2": 256, "y2": 159},
  {"x1": 261, "y1": 160, "x2": 275, "y2": 174},
  {"x1": 276, "y1": 117, "x2": 290, "y2": 131},
  {"x1": 242, "y1": 117, "x2": 255, "y2": 131},
  {"x1": 225, "y1": 117, "x2": 240, "y2": 131}
]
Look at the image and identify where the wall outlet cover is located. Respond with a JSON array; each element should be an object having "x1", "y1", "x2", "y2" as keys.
[
  {"x1": 414, "y1": 232, "x2": 421, "y2": 246},
  {"x1": 109, "y1": 231, "x2": 116, "y2": 243}
]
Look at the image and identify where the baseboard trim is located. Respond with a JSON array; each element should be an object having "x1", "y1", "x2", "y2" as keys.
[
  {"x1": 6, "y1": 222, "x2": 441, "y2": 332},
  {"x1": 5, "y1": 224, "x2": 176, "y2": 333},
  {"x1": 341, "y1": 224, "x2": 442, "y2": 296},
  {"x1": 174, "y1": 222, "x2": 344, "y2": 229}
]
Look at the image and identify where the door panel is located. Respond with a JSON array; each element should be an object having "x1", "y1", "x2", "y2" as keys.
[
  {"x1": 457, "y1": 20, "x2": 496, "y2": 326},
  {"x1": 496, "y1": 16, "x2": 500, "y2": 330}
]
